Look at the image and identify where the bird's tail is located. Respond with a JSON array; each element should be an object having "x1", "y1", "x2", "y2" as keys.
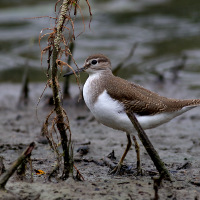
[
  {"x1": 183, "y1": 99, "x2": 200, "y2": 107},
  {"x1": 177, "y1": 99, "x2": 200, "y2": 113}
]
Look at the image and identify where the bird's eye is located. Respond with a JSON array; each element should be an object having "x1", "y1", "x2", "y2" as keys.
[{"x1": 91, "y1": 59, "x2": 97, "y2": 65}]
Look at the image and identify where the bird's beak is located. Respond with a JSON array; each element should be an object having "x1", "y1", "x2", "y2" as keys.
[{"x1": 63, "y1": 66, "x2": 85, "y2": 77}]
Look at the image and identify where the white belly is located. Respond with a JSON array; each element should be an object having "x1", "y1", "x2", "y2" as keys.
[
  {"x1": 83, "y1": 86, "x2": 195, "y2": 134},
  {"x1": 83, "y1": 86, "x2": 133, "y2": 132}
]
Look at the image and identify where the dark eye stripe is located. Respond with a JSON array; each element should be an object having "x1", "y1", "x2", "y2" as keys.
[{"x1": 98, "y1": 58, "x2": 108, "y2": 63}]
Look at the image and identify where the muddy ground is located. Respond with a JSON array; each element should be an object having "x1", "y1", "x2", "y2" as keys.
[{"x1": 0, "y1": 80, "x2": 200, "y2": 200}]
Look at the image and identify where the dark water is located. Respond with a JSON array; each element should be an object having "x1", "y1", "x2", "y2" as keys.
[{"x1": 0, "y1": 0, "x2": 200, "y2": 88}]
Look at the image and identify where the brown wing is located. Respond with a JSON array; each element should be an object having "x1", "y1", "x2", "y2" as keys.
[{"x1": 104, "y1": 75, "x2": 200, "y2": 116}]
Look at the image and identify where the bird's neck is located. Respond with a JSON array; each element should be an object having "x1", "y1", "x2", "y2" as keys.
[
  {"x1": 87, "y1": 68, "x2": 113, "y2": 77},
  {"x1": 84, "y1": 70, "x2": 114, "y2": 104}
]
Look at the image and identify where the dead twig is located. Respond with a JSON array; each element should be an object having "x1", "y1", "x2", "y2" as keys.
[
  {"x1": 153, "y1": 174, "x2": 164, "y2": 200},
  {"x1": 0, "y1": 142, "x2": 35, "y2": 190},
  {"x1": 17, "y1": 66, "x2": 29, "y2": 108},
  {"x1": 112, "y1": 43, "x2": 138, "y2": 76},
  {"x1": 103, "y1": 157, "x2": 116, "y2": 169},
  {"x1": 63, "y1": 41, "x2": 75, "y2": 98},
  {"x1": 126, "y1": 111, "x2": 171, "y2": 180},
  {"x1": 190, "y1": 180, "x2": 200, "y2": 186},
  {"x1": 176, "y1": 162, "x2": 191, "y2": 170},
  {"x1": 48, "y1": 162, "x2": 60, "y2": 181},
  {"x1": 50, "y1": 0, "x2": 75, "y2": 179},
  {"x1": 74, "y1": 164, "x2": 84, "y2": 181},
  {"x1": 0, "y1": 157, "x2": 5, "y2": 176},
  {"x1": 75, "y1": 141, "x2": 91, "y2": 146}
]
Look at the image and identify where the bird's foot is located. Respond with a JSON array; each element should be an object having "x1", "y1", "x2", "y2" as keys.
[
  {"x1": 108, "y1": 163, "x2": 124, "y2": 175},
  {"x1": 136, "y1": 166, "x2": 143, "y2": 176},
  {"x1": 109, "y1": 163, "x2": 143, "y2": 176}
]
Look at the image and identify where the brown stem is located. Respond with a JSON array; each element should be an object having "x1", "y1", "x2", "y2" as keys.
[
  {"x1": 0, "y1": 142, "x2": 35, "y2": 189},
  {"x1": 17, "y1": 66, "x2": 29, "y2": 108},
  {"x1": 51, "y1": 0, "x2": 73, "y2": 179},
  {"x1": 63, "y1": 41, "x2": 75, "y2": 98},
  {"x1": 112, "y1": 43, "x2": 137, "y2": 76},
  {"x1": 0, "y1": 157, "x2": 6, "y2": 176},
  {"x1": 126, "y1": 111, "x2": 171, "y2": 180},
  {"x1": 52, "y1": 47, "x2": 72, "y2": 179}
]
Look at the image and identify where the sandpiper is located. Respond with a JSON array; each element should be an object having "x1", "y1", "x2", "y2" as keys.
[{"x1": 64, "y1": 54, "x2": 200, "y2": 174}]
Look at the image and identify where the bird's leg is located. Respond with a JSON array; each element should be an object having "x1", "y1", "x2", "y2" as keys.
[
  {"x1": 132, "y1": 136, "x2": 142, "y2": 175},
  {"x1": 109, "y1": 133, "x2": 132, "y2": 175}
]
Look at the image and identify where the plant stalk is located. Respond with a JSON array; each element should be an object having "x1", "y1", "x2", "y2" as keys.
[
  {"x1": 126, "y1": 111, "x2": 171, "y2": 180},
  {"x1": 0, "y1": 142, "x2": 35, "y2": 189},
  {"x1": 51, "y1": 0, "x2": 73, "y2": 179}
]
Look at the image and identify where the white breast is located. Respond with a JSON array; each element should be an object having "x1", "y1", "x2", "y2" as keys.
[
  {"x1": 83, "y1": 85, "x2": 135, "y2": 133},
  {"x1": 83, "y1": 73, "x2": 101, "y2": 110}
]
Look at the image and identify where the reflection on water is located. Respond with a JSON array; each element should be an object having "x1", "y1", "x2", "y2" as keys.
[{"x1": 0, "y1": 0, "x2": 200, "y2": 86}]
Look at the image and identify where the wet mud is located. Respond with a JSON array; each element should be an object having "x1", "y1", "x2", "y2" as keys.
[{"x1": 0, "y1": 82, "x2": 200, "y2": 200}]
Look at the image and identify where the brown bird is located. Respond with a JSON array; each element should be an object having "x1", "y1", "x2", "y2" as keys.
[{"x1": 64, "y1": 54, "x2": 200, "y2": 174}]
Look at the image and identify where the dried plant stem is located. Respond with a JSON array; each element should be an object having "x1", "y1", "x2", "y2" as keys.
[
  {"x1": 17, "y1": 66, "x2": 29, "y2": 108},
  {"x1": 112, "y1": 43, "x2": 137, "y2": 76},
  {"x1": 126, "y1": 111, "x2": 171, "y2": 180},
  {"x1": 0, "y1": 157, "x2": 5, "y2": 176},
  {"x1": 63, "y1": 41, "x2": 75, "y2": 98},
  {"x1": 51, "y1": 0, "x2": 73, "y2": 179},
  {"x1": 0, "y1": 142, "x2": 35, "y2": 190},
  {"x1": 54, "y1": 0, "x2": 70, "y2": 51}
]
